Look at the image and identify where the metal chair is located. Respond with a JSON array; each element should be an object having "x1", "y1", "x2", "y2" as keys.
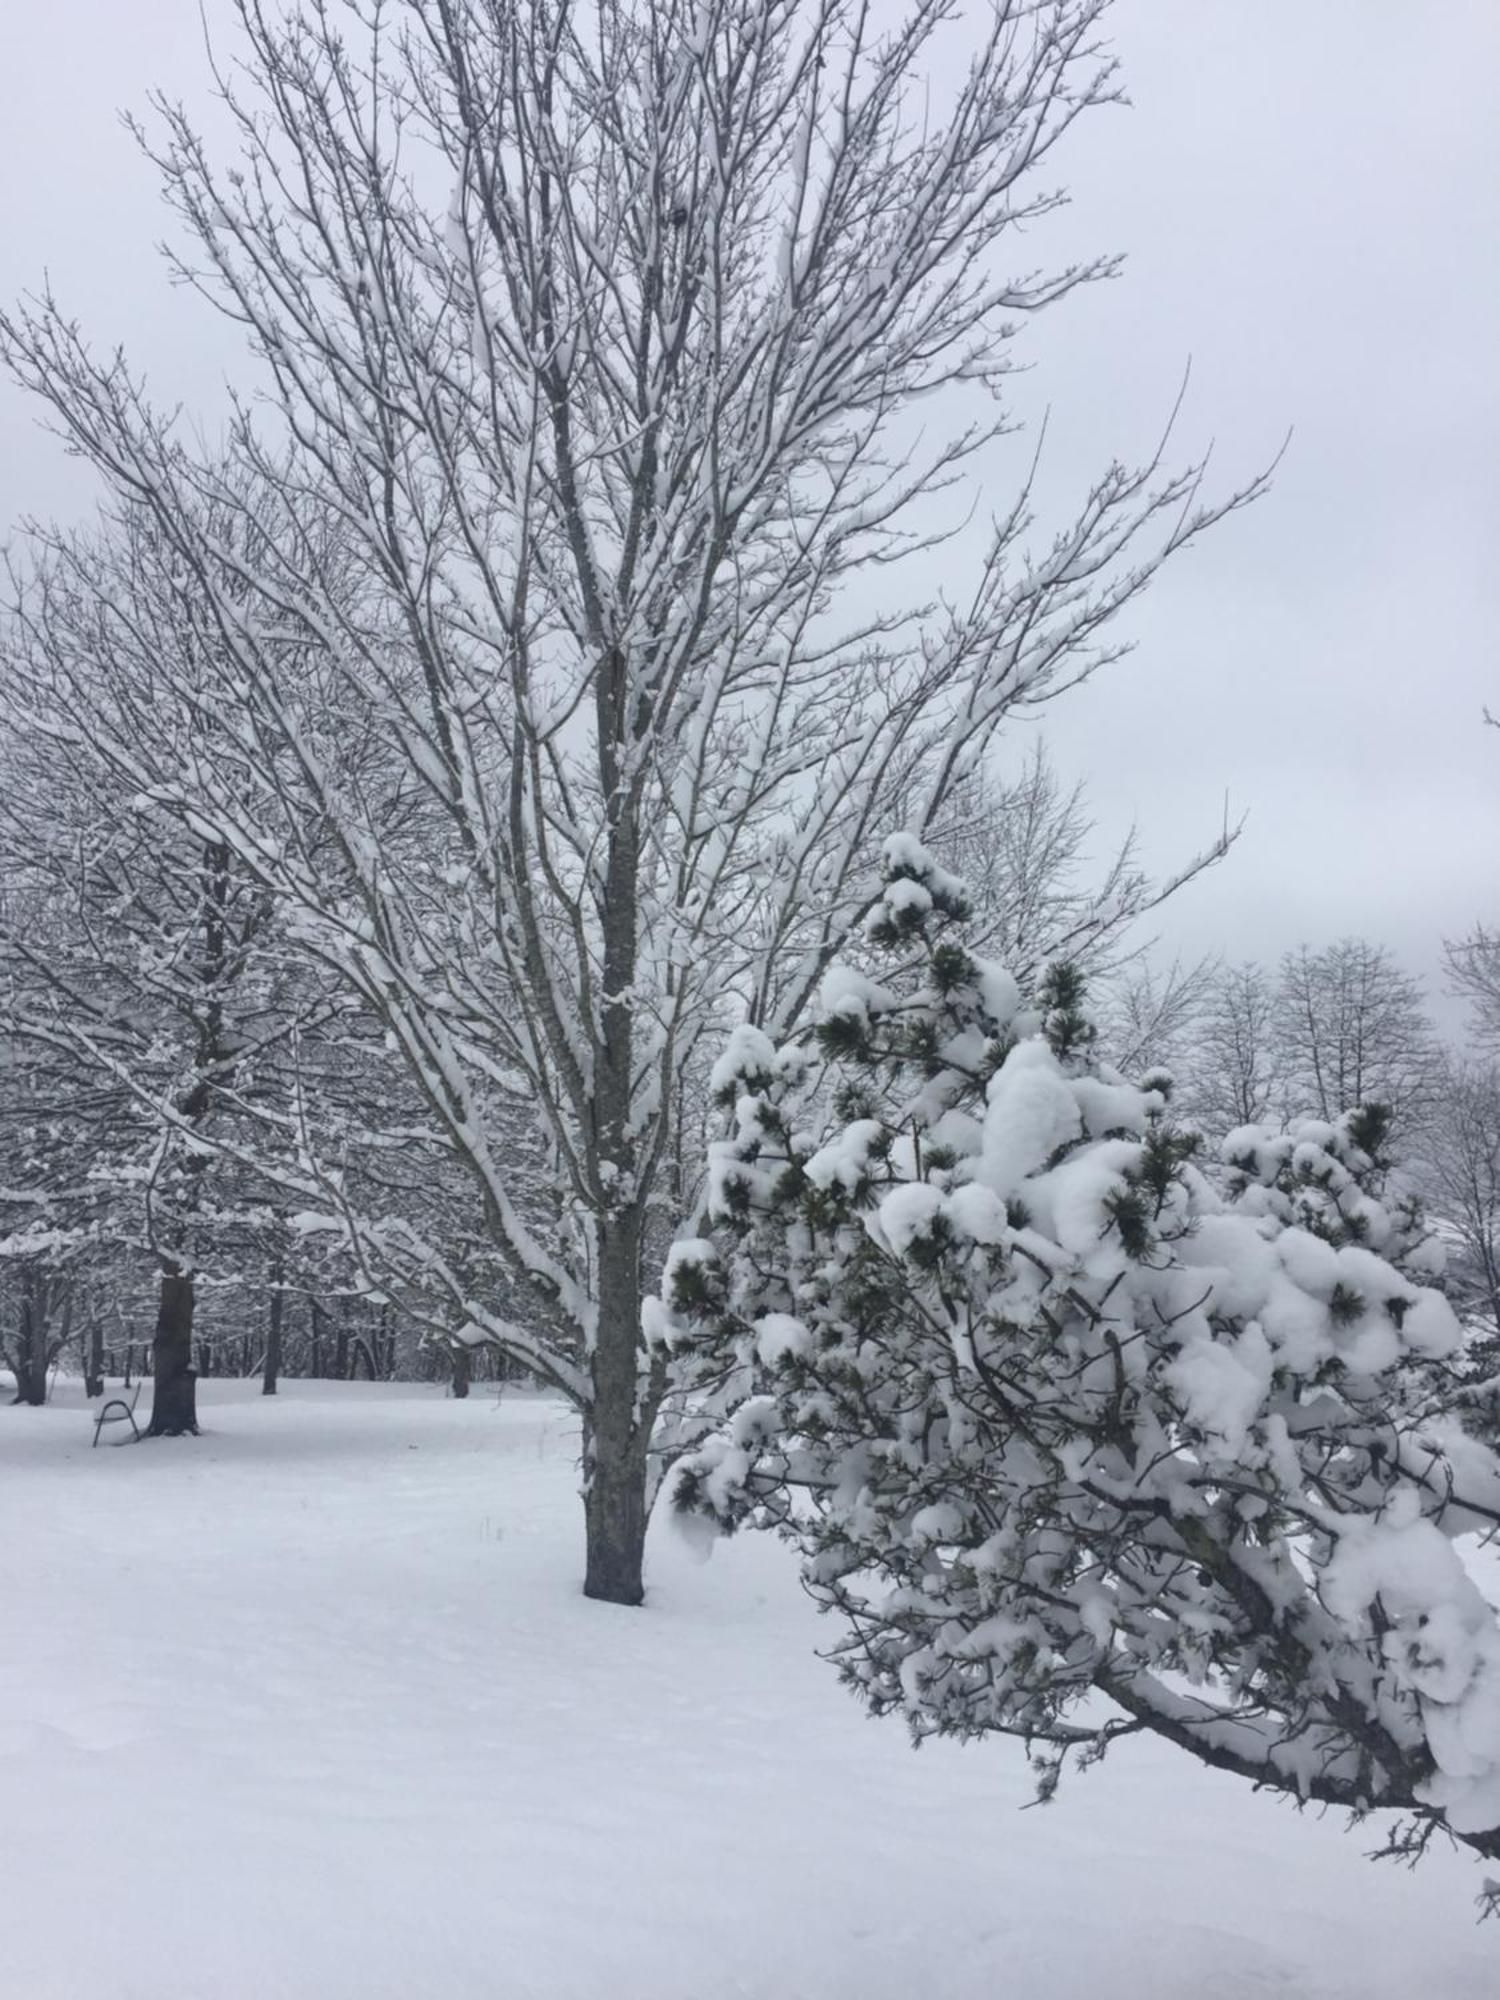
[{"x1": 91, "y1": 1381, "x2": 143, "y2": 1447}]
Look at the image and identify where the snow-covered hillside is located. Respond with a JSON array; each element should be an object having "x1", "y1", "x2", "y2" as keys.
[{"x1": 2, "y1": 1381, "x2": 1494, "y2": 1999}]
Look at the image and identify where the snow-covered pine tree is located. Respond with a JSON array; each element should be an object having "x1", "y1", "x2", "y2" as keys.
[{"x1": 658, "y1": 834, "x2": 1500, "y2": 1871}]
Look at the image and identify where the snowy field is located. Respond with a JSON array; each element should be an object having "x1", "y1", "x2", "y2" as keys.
[{"x1": 3, "y1": 1380, "x2": 1496, "y2": 2000}]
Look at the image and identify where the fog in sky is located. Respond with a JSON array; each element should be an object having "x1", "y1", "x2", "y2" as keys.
[{"x1": 1, "y1": 1, "x2": 1495, "y2": 1030}]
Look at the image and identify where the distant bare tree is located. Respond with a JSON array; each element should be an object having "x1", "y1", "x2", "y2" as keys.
[
  {"x1": 1, "y1": 1265, "x2": 71, "y2": 1406},
  {"x1": 1445, "y1": 707, "x2": 1500, "y2": 1050},
  {"x1": 1419, "y1": 1060, "x2": 1500, "y2": 1355},
  {"x1": 1179, "y1": 960, "x2": 1283, "y2": 1137},
  {"x1": 1097, "y1": 954, "x2": 1216, "y2": 1081},
  {"x1": 942, "y1": 745, "x2": 1227, "y2": 990},
  {"x1": 1277, "y1": 940, "x2": 1438, "y2": 1136},
  {"x1": 1447, "y1": 927, "x2": 1500, "y2": 1052},
  {"x1": 0, "y1": 509, "x2": 344, "y2": 1436}
]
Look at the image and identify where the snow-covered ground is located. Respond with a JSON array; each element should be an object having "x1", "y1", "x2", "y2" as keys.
[{"x1": 2, "y1": 1380, "x2": 1495, "y2": 2000}]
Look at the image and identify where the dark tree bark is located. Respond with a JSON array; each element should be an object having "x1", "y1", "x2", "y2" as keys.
[
  {"x1": 7, "y1": 1269, "x2": 66, "y2": 1405},
  {"x1": 83, "y1": 1314, "x2": 105, "y2": 1399},
  {"x1": 309, "y1": 1297, "x2": 323, "y2": 1377},
  {"x1": 9, "y1": 1357, "x2": 47, "y2": 1406},
  {"x1": 582, "y1": 1412, "x2": 650, "y2": 1606},
  {"x1": 146, "y1": 1267, "x2": 199, "y2": 1436},
  {"x1": 450, "y1": 1342, "x2": 471, "y2": 1399},
  {"x1": 578, "y1": 795, "x2": 656, "y2": 1605},
  {"x1": 263, "y1": 1265, "x2": 283, "y2": 1395},
  {"x1": 141, "y1": 837, "x2": 239, "y2": 1439},
  {"x1": 334, "y1": 1310, "x2": 349, "y2": 1381},
  {"x1": 9, "y1": 1287, "x2": 46, "y2": 1404},
  {"x1": 582, "y1": 1218, "x2": 654, "y2": 1605}
]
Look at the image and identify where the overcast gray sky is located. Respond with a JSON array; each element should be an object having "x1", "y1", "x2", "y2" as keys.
[{"x1": 1, "y1": 0, "x2": 1496, "y2": 1029}]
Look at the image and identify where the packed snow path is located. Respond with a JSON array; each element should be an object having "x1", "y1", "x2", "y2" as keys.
[{"x1": 2, "y1": 1381, "x2": 1495, "y2": 2000}]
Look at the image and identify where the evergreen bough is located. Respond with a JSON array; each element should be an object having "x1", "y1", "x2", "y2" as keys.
[{"x1": 657, "y1": 834, "x2": 1500, "y2": 1880}]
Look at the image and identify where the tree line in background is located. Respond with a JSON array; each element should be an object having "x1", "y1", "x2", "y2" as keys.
[
  {"x1": 0, "y1": 1255, "x2": 514, "y2": 1411},
  {"x1": 8, "y1": 812, "x2": 1497, "y2": 1406},
  {"x1": 1106, "y1": 936, "x2": 1500, "y2": 1359}
]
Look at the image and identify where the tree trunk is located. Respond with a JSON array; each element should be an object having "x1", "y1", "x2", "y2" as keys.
[
  {"x1": 10, "y1": 1274, "x2": 50, "y2": 1404},
  {"x1": 263, "y1": 1266, "x2": 283, "y2": 1396},
  {"x1": 147, "y1": 1268, "x2": 199, "y2": 1437},
  {"x1": 309, "y1": 1297, "x2": 323, "y2": 1378},
  {"x1": 10, "y1": 1357, "x2": 47, "y2": 1406},
  {"x1": 450, "y1": 1343, "x2": 471, "y2": 1400},
  {"x1": 578, "y1": 770, "x2": 655, "y2": 1606},
  {"x1": 582, "y1": 1414, "x2": 649, "y2": 1606},
  {"x1": 582, "y1": 1224, "x2": 652, "y2": 1605},
  {"x1": 84, "y1": 1315, "x2": 105, "y2": 1399},
  {"x1": 334, "y1": 1311, "x2": 349, "y2": 1381}
]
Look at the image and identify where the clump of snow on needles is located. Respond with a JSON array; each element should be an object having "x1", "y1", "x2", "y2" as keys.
[
  {"x1": 1324, "y1": 1487, "x2": 1500, "y2": 1835},
  {"x1": 709, "y1": 1023, "x2": 777, "y2": 1098}
]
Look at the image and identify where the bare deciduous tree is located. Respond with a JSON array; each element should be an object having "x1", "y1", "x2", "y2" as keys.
[
  {"x1": 1448, "y1": 928, "x2": 1500, "y2": 1053},
  {"x1": 941, "y1": 743, "x2": 1228, "y2": 992},
  {"x1": 1, "y1": 1265, "x2": 72, "y2": 1407},
  {"x1": 1096, "y1": 954, "x2": 1216, "y2": 1082},
  {"x1": 1179, "y1": 959, "x2": 1283, "y2": 1137},
  {"x1": 1419, "y1": 1060, "x2": 1500, "y2": 1357},
  {"x1": 0, "y1": 0, "x2": 1258, "y2": 1599},
  {"x1": 1277, "y1": 940, "x2": 1438, "y2": 1137},
  {"x1": 0, "y1": 516, "x2": 341, "y2": 1436}
]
